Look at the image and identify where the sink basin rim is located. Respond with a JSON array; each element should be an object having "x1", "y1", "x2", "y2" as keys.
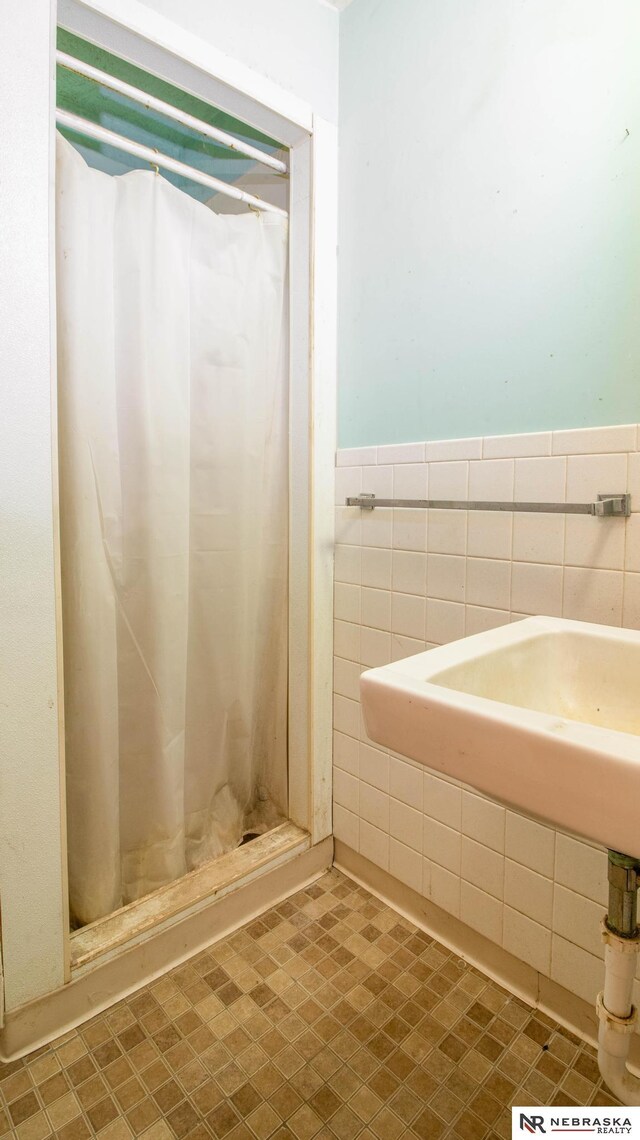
[
  {"x1": 359, "y1": 615, "x2": 640, "y2": 859},
  {"x1": 372, "y1": 615, "x2": 640, "y2": 755}
]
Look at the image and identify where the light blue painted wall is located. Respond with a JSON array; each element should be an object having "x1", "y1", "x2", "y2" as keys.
[{"x1": 338, "y1": 0, "x2": 640, "y2": 447}]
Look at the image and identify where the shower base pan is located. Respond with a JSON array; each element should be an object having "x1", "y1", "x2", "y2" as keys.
[{"x1": 70, "y1": 821, "x2": 309, "y2": 970}]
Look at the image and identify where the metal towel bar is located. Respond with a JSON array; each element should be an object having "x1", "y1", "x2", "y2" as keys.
[{"x1": 345, "y1": 492, "x2": 631, "y2": 517}]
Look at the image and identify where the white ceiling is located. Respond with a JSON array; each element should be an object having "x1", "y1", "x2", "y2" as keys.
[{"x1": 319, "y1": 0, "x2": 357, "y2": 10}]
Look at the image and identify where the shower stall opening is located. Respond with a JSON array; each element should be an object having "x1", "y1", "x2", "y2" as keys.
[{"x1": 54, "y1": 26, "x2": 305, "y2": 960}]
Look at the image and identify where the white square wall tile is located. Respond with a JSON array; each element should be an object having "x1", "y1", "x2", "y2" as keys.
[
  {"x1": 564, "y1": 516, "x2": 625, "y2": 571},
  {"x1": 552, "y1": 885, "x2": 603, "y2": 959},
  {"x1": 422, "y1": 858, "x2": 431, "y2": 899},
  {"x1": 377, "y1": 442, "x2": 425, "y2": 464},
  {"x1": 423, "y1": 818, "x2": 461, "y2": 874},
  {"x1": 392, "y1": 633, "x2": 426, "y2": 660},
  {"x1": 467, "y1": 512, "x2": 512, "y2": 560},
  {"x1": 628, "y1": 453, "x2": 640, "y2": 511},
  {"x1": 392, "y1": 509, "x2": 427, "y2": 553},
  {"x1": 333, "y1": 694, "x2": 360, "y2": 739},
  {"x1": 391, "y1": 592, "x2": 426, "y2": 639},
  {"x1": 566, "y1": 453, "x2": 627, "y2": 502},
  {"x1": 469, "y1": 459, "x2": 514, "y2": 501},
  {"x1": 360, "y1": 710, "x2": 380, "y2": 749},
  {"x1": 510, "y1": 562, "x2": 563, "y2": 617},
  {"x1": 514, "y1": 457, "x2": 567, "y2": 502},
  {"x1": 427, "y1": 554, "x2": 466, "y2": 603},
  {"x1": 361, "y1": 507, "x2": 393, "y2": 550},
  {"x1": 334, "y1": 769, "x2": 359, "y2": 813},
  {"x1": 335, "y1": 544, "x2": 361, "y2": 585},
  {"x1": 333, "y1": 805, "x2": 359, "y2": 849},
  {"x1": 394, "y1": 463, "x2": 428, "y2": 499},
  {"x1": 335, "y1": 465, "x2": 362, "y2": 505},
  {"x1": 361, "y1": 586, "x2": 391, "y2": 631},
  {"x1": 552, "y1": 424, "x2": 637, "y2": 455},
  {"x1": 359, "y1": 819, "x2": 389, "y2": 871},
  {"x1": 465, "y1": 606, "x2": 510, "y2": 636},
  {"x1": 390, "y1": 799, "x2": 423, "y2": 853},
  {"x1": 554, "y1": 834, "x2": 608, "y2": 906},
  {"x1": 428, "y1": 462, "x2": 469, "y2": 500},
  {"x1": 337, "y1": 446, "x2": 377, "y2": 467},
  {"x1": 551, "y1": 935, "x2": 603, "y2": 1006},
  {"x1": 334, "y1": 619, "x2": 359, "y2": 662},
  {"x1": 503, "y1": 908, "x2": 551, "y2": 975},
  {"x1": 483, "y1": 432, "x2": 552, "y2": 460},
  {"x1": 392, "y1": 550, "x2": 427, "y2": 596},
  {"x1": 360, "y1": 626, "x2": 392, "y2": 667},
  {"x1": 389, "y1": 755, "x2": 423, "y2": 808},
  {"x1": 505, "y1": 811, "x2": 555, "y2": 877},
  {"x1": 427, "y1": 860, "x2": 461, "y2": 917},
  {"x1": 625, "y1": 515, "x2": 640, "y2": 573},
  {"x1": 361, "y1": 464, "x2": 393, "y2": 498},
  {"x1": 461, "y1": 837, "x2": 504, "y2": 900},
  {"x1": 425, "y1": 438, "x2": 482, "y2": 461},
  {"x1": 423, "y1": 771, "x2": 462, "y2": 830},
  {"x1": 504, "y1": 860, "x2": 553, "y2": 927},
  {"x1": 335, "y1": 506, "x2": 362, "y2": 546},
  {"x1": 334, "y1": 731, "x2": 359, "y2": 777},
  {"x1": 361, "y1": 547, "x2": 392, "y2": 590},
  {"x1": 461, "y1": 792, "x2": 505, "y2": 852},
  {"x1": 334, "y1": 582, "x2": 361, "y2": 624},
  {"x1": 623, "y1": 572, "x2": 640, "y2": 630},
  {"x1": 563, "y1": 567, "x2": 623, "y2": 625},
  {"x1": 512, "y1": 515, "x2": 565, "y2": 565},
  {"x1": 359, "y1": 743, "x2": 389, "y2": 792},
  {"x1": 389, "y1": 839, "x2": 423, "y2": 893},
  {"x1": 423, "y1": 599, "x2": 464, "y2": 646},
  {"x1": 359, "y1": 782, "x2": 389, "y2": 832},
  {"x1": 334, "y1": 656, "x2": 361, "y2": 701},
  {"x1": 465, "y1": 558, "x2": 511, "y2": 611},
  {"x1": 427, "y1": 510, "x2": 467, "y2": 556},
  {"x1": 460, "y1": 882, "x2": 503, "y2": 943}
]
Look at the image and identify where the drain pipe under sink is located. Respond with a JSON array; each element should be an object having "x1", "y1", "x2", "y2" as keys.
[{"x1": 597, "y1": 851, "x2": 640, "y2": 1105}]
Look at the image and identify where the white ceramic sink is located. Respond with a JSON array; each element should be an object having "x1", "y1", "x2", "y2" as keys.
[{"x1": 360, "y1": 616, "x2": 640, "y2": 859}]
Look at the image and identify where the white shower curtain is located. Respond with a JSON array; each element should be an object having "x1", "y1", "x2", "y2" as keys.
[{"x1": 56, "y1": 135, "x2": 289, "y2": 927}]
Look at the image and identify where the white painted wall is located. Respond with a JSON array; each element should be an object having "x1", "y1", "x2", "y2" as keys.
[
  {"x1": 140, "y1": 0, "x2": 338, "y2": 124},
  {"x1": 0, "y1": 0, "x2": 68, "y2": 1010},
  {"x1": 0, "y1": 0, "x2": 338, "y2": 1018}
]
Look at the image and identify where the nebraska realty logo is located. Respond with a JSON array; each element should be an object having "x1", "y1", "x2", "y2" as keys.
[{"x1": 512, "y1": 1107, "x2": 640, "y2": 1136}]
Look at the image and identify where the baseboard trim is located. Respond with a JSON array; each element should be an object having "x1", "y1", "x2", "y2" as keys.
[
  {"x1": 334, "y1": 840, "x2": 640, "y2": 1074},
  {"x1": 0, "y1": 837, "x2": 333, "y2": 1061}
]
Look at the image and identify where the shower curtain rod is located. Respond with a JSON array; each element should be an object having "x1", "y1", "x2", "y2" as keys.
[
  {"x1": 56, "y1": 109, "x2": 289, "y2": 218},
  {"x1": 56, "y1": 51, "x2": 288, "y2": 175}
]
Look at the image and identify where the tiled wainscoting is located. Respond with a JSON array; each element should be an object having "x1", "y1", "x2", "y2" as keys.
[{"x1": 332, "y1": 424, "x2": 640, "y2": 1019}]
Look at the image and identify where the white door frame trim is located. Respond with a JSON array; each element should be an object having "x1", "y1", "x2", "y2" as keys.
[{"x1": 0, "y1": 0, "x2": 335, "y2": 1020}]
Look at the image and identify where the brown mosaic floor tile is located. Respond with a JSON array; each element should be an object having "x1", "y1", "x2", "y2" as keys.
[
  {"x1": 0, "y1": 871, "x2": 624, "y2": 1140},
  {"x1": 57, "y1": 1117, "x2": 91, "y2": 1140},
  {"x1": 246, "y1": 1103, "x2": 281, "y2": 1140},
  {"x1": 125, "y1": 1095, "x2": 160, "y2": 1135},
  {"x1": 7, "y1": 1095, "x2": 40, "y2": 1129},
  {"x1": 45, "y1": 1091, "x2": 81, "y2": 1132},
  {"x1": 86, "y1": 1096, "x2": 118, "y2": 1133},
  {"x1": 207, "y1": 1100, "x2": 241, "y2": 1138}
]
